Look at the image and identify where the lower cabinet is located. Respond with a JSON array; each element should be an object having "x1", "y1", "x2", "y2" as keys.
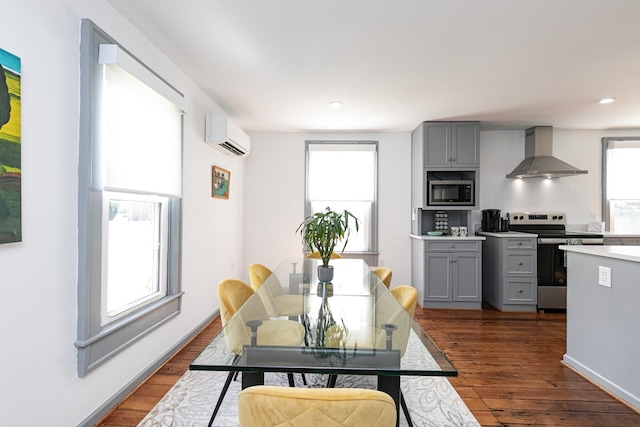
[
  {"x1": 421, "y1": 240, "x2": 482, "y2": 309},
  {"x1": 482, "y1": 234, "x2": 538, "y2": 312}
]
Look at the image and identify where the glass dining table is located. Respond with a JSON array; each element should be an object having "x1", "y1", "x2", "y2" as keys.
[{"x1": 190, "y1": 258, "x2": 457, "y2": 426}]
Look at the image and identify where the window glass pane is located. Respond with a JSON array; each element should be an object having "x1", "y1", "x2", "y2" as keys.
[
  {"x1": 105, "y1": 196, "x2": 166, "y2": 321},
  {"x1": 607, "y1": 147, "x2": 640, "y2": 199},
  {"x1": 609, "y1": 200, "x2": 640, "y2": 234},
  {"x1": 311, "y1": 201, "x2": 371, "y2": 252}
]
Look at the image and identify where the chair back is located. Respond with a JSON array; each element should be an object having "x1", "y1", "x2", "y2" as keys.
[
  {"x1": 391, "y1": 285, "x2": 419, "y2": 319},
  {"x1": 373, "y1": 267, "x2": 392, "y2": 288},
  {"x1": 238, "y1": 385, "x2": 396, "y2": 427},
  {"x1": 306, "y1": 251, "x2": 342, "y2": 259},
  {"x1": 248, "y1": 263, "x2": 272, "y2": 290},
  {"x1": 217, "y1": 279, "x2": 255, "y2": 326}
]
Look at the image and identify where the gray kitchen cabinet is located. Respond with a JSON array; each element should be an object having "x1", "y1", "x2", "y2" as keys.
[
  {"x1": 422, "y1": 239, "x2": 482, "y2": 309},
  {"x1": 482, "y1": 234, "x2": 538, "y2": 312},
  {"x1": 421, "y1": 121, "x2": 480, "y2": 168},
  {"x1": 411, "y1": 121, "x2": 480, "y2": 210}
]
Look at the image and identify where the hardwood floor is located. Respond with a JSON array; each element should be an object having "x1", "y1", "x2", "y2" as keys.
[{"x1": 98, "y1": 307, "x2": 640, "y2": 426}]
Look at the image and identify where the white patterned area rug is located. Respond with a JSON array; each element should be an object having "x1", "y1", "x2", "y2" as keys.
[
  {"x1": 138, "y1": 372, "x2": 479, "y2": 427},
  {"x1": 139, "y1": 331, "x2": 480, "y2": 427}
]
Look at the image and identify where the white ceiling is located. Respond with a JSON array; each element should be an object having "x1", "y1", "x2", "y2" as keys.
[{"x1": 108, "y1": 0, "x2": 640, "y2": 132}]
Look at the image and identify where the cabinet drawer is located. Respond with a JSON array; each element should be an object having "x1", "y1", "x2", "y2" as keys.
[
  {"x1": 503, "y1": 238, "x2": 536, "y2": 250},
  {"x1": 504, "y1": 278, "x2": 537, "y2": 304},
  {"x1": 425, "y1": 240, "x2": 480, "y2": 252},
  {"x1": 503, "y1": 252, "x2": 535, "y2": 275}
]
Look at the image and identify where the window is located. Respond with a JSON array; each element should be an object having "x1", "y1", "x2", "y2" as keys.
[
  {"x1": 76, "y1": 20, "x2": 187, "y2": 376},
  {"x1": 305, "y1": 141, "x2": 378, "y2": 255},
  {"x1": 603, "y1": 137, "x2": 640, "y2": 233}
]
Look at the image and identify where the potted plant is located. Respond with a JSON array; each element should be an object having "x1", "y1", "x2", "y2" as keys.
[{"x1": 296, "y1": 206, "x2": 359, "y2": 282}]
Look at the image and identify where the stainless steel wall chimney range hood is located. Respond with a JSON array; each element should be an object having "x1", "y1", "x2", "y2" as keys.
[{"x1": 506, "y1": 126, "x2": 588, "y2": 178}]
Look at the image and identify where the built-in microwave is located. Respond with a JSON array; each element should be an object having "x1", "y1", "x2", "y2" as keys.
[{"x1": 428, "y1": 180, "x2": 474, "y2": 206}]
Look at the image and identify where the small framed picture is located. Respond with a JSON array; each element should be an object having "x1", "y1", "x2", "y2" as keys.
[{"x1": 212, "y1": 165, "x2": 230, "y2": 199}]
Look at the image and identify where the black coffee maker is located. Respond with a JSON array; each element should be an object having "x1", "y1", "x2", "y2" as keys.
[{"x1": 482, "y1": 209, "x2": 501, "y2": 232}]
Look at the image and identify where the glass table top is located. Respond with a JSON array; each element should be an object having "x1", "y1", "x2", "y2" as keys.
[{"x1": 190, "y1": 258, "x2": 457, "y2": 378}]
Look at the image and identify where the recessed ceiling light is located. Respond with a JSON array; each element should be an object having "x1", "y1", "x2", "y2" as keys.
[
  {"x1": 598, "y1": 98, "x2": 615, "y2": 104},
  {"x1": 329, "y1": 101, "x2": 343, "y2": 108}
]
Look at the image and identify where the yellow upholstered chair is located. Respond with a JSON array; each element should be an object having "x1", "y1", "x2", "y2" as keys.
[
  {"x1": 390, "y1": 284, "x2": 419, "y2": 423},
  {"x1": 218, "y1": 279, "x2": 304, "y2": 352},
  {"x1": 373, "y1": 267, "x2": 393, "y2": 288},
  {"x1": 248, "y1": 263, "x2": 273, "y2": 290},
  {"x1": 238, "y1": 385, "x2": 397, "y2": 427},
  {"x1": 306, "y1": 251, "x2": 342, "y2": 259},
  {"x1": 391, "y1": 285, "x2": 418, "y2": 319},
  {"x1": 248, "y1": 263, "x2": 305, "y2": 317},
  {"x1": 212, "y1": 279, "x2": 305, "y2": 424}
]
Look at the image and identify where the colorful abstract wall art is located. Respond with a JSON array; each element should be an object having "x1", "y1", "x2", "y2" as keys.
[{"x1": 0, "y1": 48, "x2": 21, "y2": 244}]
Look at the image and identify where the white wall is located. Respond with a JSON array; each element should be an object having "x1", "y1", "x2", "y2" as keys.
[
  {"x1": 244, "y1": 132, "x2": 413, "y2": 287},
  {"x1": 477, "y1": 128, "x2": 640, "y2": 227},
  {"x1": 2, "y1": 1, "x2": 639, "y2": 425},
  {"x1": 0, "y1": 1, "x2": 245, "y2": 425}
]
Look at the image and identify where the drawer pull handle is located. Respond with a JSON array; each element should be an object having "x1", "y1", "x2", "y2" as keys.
[
  {"x1": 518, "y1": 262, "x2": 523, "y2": 266},
  {"x1": 518, "y1": 289, "x2": 523, "y2": 293},
  {"x1": 451, "y1": 244, "x2": 455, "y2": 248},
  {"x1": 518, "y1": 242, "x2": 522, "y2": 246}
]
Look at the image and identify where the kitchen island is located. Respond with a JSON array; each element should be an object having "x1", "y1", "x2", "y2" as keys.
[{"x1": 561, "y1": 245, "x2": 640, "y2": 412}]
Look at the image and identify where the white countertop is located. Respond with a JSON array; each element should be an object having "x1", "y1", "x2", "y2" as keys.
[
  {"x1": 410, "y1": 234, "x2": 485, "y2": 241},
  {"x1": 560, "y1": 245, "x2": 640, "y2": 263},
  {"x1": 477, "y1": 231, "x2": 537, "y2": 238}
]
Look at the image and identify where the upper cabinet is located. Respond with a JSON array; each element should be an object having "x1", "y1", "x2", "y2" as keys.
[
  {"x1": 411, "y1": 121, "x2": 480, "y2": 209},
  {"x1": 422, "y1": 122, "x2": 479, "y2": 168}
]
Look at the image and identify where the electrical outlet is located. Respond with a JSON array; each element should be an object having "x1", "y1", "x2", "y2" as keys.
[{"x1": 598, "y1": 266, "x2": 611, "y2": 287}]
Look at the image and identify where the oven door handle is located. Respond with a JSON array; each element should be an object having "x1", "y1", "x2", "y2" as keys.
[
  {"x1": 538, "y1": 238, "x2": 604, "y2": 245},
  {"x1": 538, "y1": 238, "x2": 568, "y2": 244}
]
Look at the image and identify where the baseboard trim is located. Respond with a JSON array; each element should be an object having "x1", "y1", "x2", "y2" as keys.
[
  {"x1": 79, "y1": 311, "x2": 220, "y2": 427},
  {"x1": 562, "y1": 354, "x2": 640, "y2": 414}
]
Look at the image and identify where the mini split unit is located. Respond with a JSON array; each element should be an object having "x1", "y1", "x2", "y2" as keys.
[{"x1": 205, "y1": 114, "x2": 250, "y2": 157}]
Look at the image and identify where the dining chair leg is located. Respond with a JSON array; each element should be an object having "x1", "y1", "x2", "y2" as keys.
[{"x1": 287, "y1": 373, "x2": 295, "y2": 387}]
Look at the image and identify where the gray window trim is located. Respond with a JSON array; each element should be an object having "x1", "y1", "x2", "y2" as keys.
[
  {"x1": 76, "y1": 19, "x2": 183, "y2": 377},
  {"x1": 602, "y1": 136, "x2": 640, "y2": 231},
  {"x1": 304, "y1": 140, "x2": 379, "y2": 254}
]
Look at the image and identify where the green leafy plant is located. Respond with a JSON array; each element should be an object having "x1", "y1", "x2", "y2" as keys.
[{"x1": 296, "y1": 207, "x2": 360, "y2": 267}]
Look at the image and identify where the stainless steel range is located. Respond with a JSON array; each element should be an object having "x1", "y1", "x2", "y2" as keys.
[{"x1": 507, "y1": 211, "x2": 604, "y2": 310}]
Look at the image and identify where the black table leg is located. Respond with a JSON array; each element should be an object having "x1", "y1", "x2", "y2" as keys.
[
  {"x1": 377, "y1": 375, "x2": 400, "y2": 427},
  {"x1": 241, "y1": 371, "x2": 264, "y2": 389}
]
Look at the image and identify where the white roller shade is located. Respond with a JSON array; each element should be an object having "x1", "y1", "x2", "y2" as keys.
[
  {"x1": 308, "y1": 143, "x2": 376, "y2": 201},
  {"x1": 97, "y1": 63, "x2": 182, "y2": 197},
  {"x1": 607, "y1": 140, "x2": 640, "y2": 199}
]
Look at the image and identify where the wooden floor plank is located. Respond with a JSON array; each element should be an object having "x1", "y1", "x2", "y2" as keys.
[{"x1": 97, "y1": 305, "x2": 640, "y2": 426}]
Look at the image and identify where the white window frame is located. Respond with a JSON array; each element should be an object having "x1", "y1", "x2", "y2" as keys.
[
  {"x1": 75, "y1": 20, "x2": 186, "y2": 377},
  {"x1": 602, "y1": 136, "x2": 640, "y2": 233},
  {"x1": 304, "y1": 141, "x2": 378, "y2": 260},
  {"x1": 100, "y1": 192, "x2": 169, "y2": 325}
]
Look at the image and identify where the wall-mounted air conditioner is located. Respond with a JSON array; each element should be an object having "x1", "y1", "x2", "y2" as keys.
[{"x1": 205, "y1": 114, "x2": 250, "y2": 157}]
